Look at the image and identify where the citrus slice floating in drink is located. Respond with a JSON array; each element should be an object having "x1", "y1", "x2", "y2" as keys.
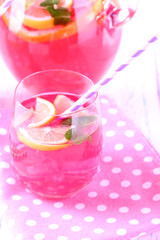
[
  {"x1": 17, "y1": 125, "x2": 71, "y2": 151},
  {"x1": 54, "y1": 94, "x2": 74, "y2": 114},
  {"x1": 0, "y1": 0, "x2": 102, "y2": 42},
  {"x1": 28, "y1": 97, "x2": 56, "y2": 128},
  {"x1": 23, "y1": 0, "x2": 73, "y2": 30}
]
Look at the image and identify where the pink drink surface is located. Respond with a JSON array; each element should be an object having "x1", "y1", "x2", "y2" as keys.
[
  {"x1": 10, "y1": 93, "x2": 102, "y2": 198},
  {"x1": 0, "y1": 0, "x2": 122, "y2": 83}
]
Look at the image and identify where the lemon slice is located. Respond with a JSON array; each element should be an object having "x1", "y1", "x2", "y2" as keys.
[
  {"x1": 17, "y1": 125, "x2": 71, "y2": 151},
  {"x1": 28, "y1": 97, "x2": 56, "y2": 128},
  {"x1": 0, "y1": 0, "x2": 102, "y2": 42}
]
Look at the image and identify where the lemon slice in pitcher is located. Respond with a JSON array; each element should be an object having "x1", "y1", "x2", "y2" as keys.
[{"x1": 0, "y1": 0, "x2": 102, "y2": 42}]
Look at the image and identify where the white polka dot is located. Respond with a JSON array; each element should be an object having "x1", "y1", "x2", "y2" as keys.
[
  {"x1": 131, "y1": 194, "x2": 141, "y2": 200},
  {"x1": 100, "y1": 98, "x2": 108, "y2": 104},
  {"x1": 100, "y1": 179, "x2": 110, "y2": 187},
  {"x1": 33, "y1": 199, "x2": 43, "y2": 205},
  {"x1": 141, "y1": 208, "x2": 151, "y2": 214},
  {"x1": 8, "y1": 218, "x2": 15, "y2": 228},
  {"x1": 48, "y1": 224, "x2": 59, "y2": 229},
  {"x1": 121, "y1": 180, "x2": 131, "y2": 187},
  {"x1": 54, "y1": 202, "x2": 64, "y2": 208},
  {"x1": 153, "y1": 168, "x2": 160, "y2": 175},
  {"x1": 0, "y1": 203, "x2": 8, "y2": 213},
  {"x1": 102, "y1": 118, "x2": 107, "y2": 125},
  {"x1": 57, "y1": 237, "x2": 68, "y2": 240},
  {"x1": 0, "y1": 128, "x2": 7, "y2": 135},
  {"x1": 134, "y1": 143, "x2": 144, "y2": 151},
  {"x1": 105, "y1": 130, "x2": 115, "y2": 137},
  {"x1": 109, "y1": 193, "x2": 119, "y2": 199},
  {"x1": 75, "y1": 203, "x2": 85, "y2": 210},
  {"x1": 114, "y1": 143, "x2": 124, "y2": 151},
  {"x1": 129, "y1": 219, "x2": 139, "y2": 225},
  {"x1": 117, "y1": 120, "x2": 126, "y2": 127},
  {"x1": 142, "y1": 182, "x2": 152, "y2": 189},
  {"x1": 144, "y1": 156, "x2": 153, "y2": 162},
  {"x1": 6, "y1": 177, "x2": 16, "y2": 185},
  {"x1": 0, "y1": 113, "x2": 1, "y2": 118},
  {"x1": 125, "y1": 130, "x2": 135, "y2": 137},
  {"x1": 112, "y1": 167, "x2": 121, "y2": 174},
  {"x1": 108, "y1": 108, "x2": 118, "y2": 114},
  {"x1": 151, "y1": 218, "x2": 160, "y2": 224},
  {"x1": 0, "y1": 161, "x2": 10, "y2": 168},
  {"x1": 106, "y1": 218, "x2": 117, "y2": 223},
  {"x1": 62, "y1": 214, "x2": 72, "y2": 220},
  {"x1": 19, "y1": 206, "x2": 29, "y2": 212},
  {"x1": 34, "y1": 233, "x2": 45, "y2": 240},
  {"x1": 103, "y1": 156, "x2": 112, "y2": 163},
  {"x1": 88, "y1": 192, "x2": 97, "y2": 198},
  {"x1": 71, "y1": 226, "x2": 81, "y2": 232},
  {"x1": 132, "y1": 169, "x2": 142, "y2": 176},
  {"x1": 84, "y1": 216, "x2": 94, "y2": 222},
  {"x1": 12, "y1": 195, "x2": 22, "y2": 200},
  {"x1": 16, "y1": 233, "x2": 23, "y2": 240},
  {"x1": 40, "y1": 212, "x2": 51, "y2": 218},
  {"x1": 123, "y1": 156, "x2": 133, "y2": 163},
  {"x1": 93, "y1": 228, "x2": 104, "y2": 234},
  {"x1": 119, "y1": 207, "x2": 129, "y2": 213},
  {"x1": 26, "y1": 220, "x2": 37, "y2": 226},
  {"x1": 153, "y1": 194, "x2": 160, "y2": 201},
  {"x1": 116, "y1": 228, "x2": 127, "y2": 236},
  {"x1": 97, "y1": 205, "x2": 107, "y2": 211},
  {"x1": 4, "y1": 145, "x2": 10, "y2": 152}
]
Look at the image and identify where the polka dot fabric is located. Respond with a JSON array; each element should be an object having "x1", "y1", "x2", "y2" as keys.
[{"x1": 1, "y1": 96, "x2": 160, "y2": 240}]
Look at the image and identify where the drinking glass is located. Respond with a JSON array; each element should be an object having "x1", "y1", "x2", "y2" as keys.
[
  {"x1": 0, "y1": 0, "x2": 138, "y2": 83},
  {"x1": 9, "y1": 69, "x2": 102, "y2": 198}
]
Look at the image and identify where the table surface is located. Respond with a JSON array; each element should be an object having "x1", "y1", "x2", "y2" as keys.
[
  {"x1": 0, "y1": 0, "x2": 160, "y2": 155},
  {"x1": 1, "y1": 95, "x2": 160, "y2": 240}
]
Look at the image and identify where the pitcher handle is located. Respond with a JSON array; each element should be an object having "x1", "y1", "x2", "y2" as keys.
[{"x1": 102, "y1": 0, "x2": 138, "y2": 28}]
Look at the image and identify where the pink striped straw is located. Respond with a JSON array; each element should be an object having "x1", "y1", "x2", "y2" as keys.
[
  {"x1": 63, "y1": 34, "x2": 159, "y2": 115},
  {"x1": 0, "y1": 0, "x2": 13, "y2": 17}
]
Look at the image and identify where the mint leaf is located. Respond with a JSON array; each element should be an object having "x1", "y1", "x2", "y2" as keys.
[
  {"x1": 64, "y1": 127, "x2": 93, "y2": 145},
  {"x1": 64, "y1": 128, "x2": 72, "y2": 140},
  {"x1": 40, "y1": 0, "x2": 72, "y2": 26},
  {"x1": 47, "y1": 7, "x2": 72, "y2": 17},
  {"x1": 40, "y1": 0, "x2": 59, "y2": 7},
  {"x1": 61, "y1": 117, "x2": 72, "y2": 126},
  {"x1": 62, "y1": 115, "x2": 97, "y2": 127}
]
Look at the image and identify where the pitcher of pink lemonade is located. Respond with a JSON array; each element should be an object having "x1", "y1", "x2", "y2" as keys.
[{"x1": 0, "y1": 0, "x2": 138, "y2": 83}]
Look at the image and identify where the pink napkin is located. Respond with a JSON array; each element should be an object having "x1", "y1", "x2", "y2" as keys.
[{"x1": 0, "y1": 95, "x2": 160, "y2": 240}]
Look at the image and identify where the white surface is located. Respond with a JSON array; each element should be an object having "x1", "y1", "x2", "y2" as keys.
[
  {"x1": 0, "y1": 0, "x2": 160, "y2": 153},
  {"x1": 100, "y1": 0, "x2": 160, "y2": 154}
]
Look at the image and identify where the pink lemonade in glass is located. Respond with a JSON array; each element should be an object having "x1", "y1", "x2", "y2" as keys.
[
  {"x1": 10, "y1": 70, "x2": 102, "y2": 198},
  {"x1": 0, "y1": 0, "x2": 124, "y2": 83}
]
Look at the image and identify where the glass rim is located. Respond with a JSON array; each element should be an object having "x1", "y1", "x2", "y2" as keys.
[{"x1": 14, "y1": 69, "x2": 99, "y2": 118}]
